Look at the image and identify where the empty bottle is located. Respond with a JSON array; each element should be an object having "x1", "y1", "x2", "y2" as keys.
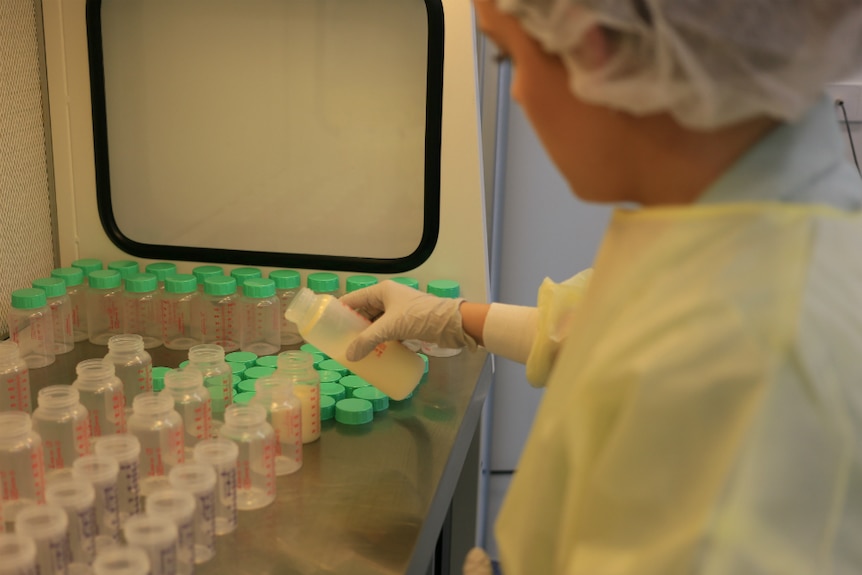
[
  {"x1": 0, "y1": 340, "x2": 31, "y2": 413},
  {"x1": 239, "y1": 278, "x2": 280, "y2": 356},
  {"x1": 161, "y1": 274, "x2": 200, "y2": 350},
  {"x1": 269, "y1": 270, "x2": 302, "y2": 346},
  {"x1": 72, "y1": 454, "x2": 121, "y2": 550},
  {"x1": 122, "y1": 514, "x2": 177, "y2": 575},
  {"x1": 8, "y1": 288, "x2": 55, "y2": 368},
  {"x1": 72, "y1": 359, "x2": 127, "y2": 439},
  {"x1": 163, "y1": 369, "x2": 212, "y2": 459},
  {"x1": 123, "y1": 273, "x2": 162, "y2": 349},
  {"x1": 276, "y1": 351, "x2": 320, "y2": 444},
  {"x1": 0, "y1": 413, "x2": 46, "y2": 521},
  {"x1": 168, "y1": 462, "x2": 217, "y2": 564},
  {"x1": 31, "y1": 386, "x2": 90, "y2": 480},
  {"x1": 45, "y1": 478, "x2": 98, "y2": 567},
  {"x1": 127, "y1": 393, "x2": 185, "y2": 497},
  {"x1": 145, "y1": 489, "x2": 196, "y2": 575},
  {"x1": 229, "y1": 267, "x2": 261, "y2": 296},
  {"x1": 187, "y1": 344, "x2": 233, "y2": 421},
  {"x1": 87, "y1": 270, "x2": 124, "y2": 345},
  {"x1": 192, "y1": 265, "x2": 224, "y2": 293},
  {"x1": 14, "y1": 504, "x2": 69, "y2": 575},
  {"x1": 218, "y1": 404, "x2": 275, "y2": 510},
  {"x1": 105, "y1": 334, "x2": 153, "y2": 414},
  {"x1": 32, "y1": 277, "x2": 74, "y2": 355},
  {"x1": 0, "y1": 533, "x2": 37, "y2": 575},
  {"x1": 51, "y1": 267, "x2": 89, "y2": 343},
  {"x1": 251, "y1": 377, "x2": 302, "y2": 475},
  {"x1": 192, "y1": 438, "x2": 238, "y2": 536},
  {"x1": 199, "y1": 276, "x2": 240, "y2": 353},
  {"x1": 93, "y1": 434, "x2": 141, "y2": 525}
]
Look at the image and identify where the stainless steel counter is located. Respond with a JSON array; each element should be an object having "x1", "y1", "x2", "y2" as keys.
[{"x1": 29, "y1": 343, "x2": 492, "y2": 575}]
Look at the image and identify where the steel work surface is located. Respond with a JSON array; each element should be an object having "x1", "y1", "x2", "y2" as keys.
[{"x1": 31, "y1": 343, "x2": 492, "y2": 575}]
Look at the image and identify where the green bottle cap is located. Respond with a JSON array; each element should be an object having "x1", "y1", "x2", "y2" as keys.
[
  {"x1": 418, "y1": 353, "x2": 429, "y2": 374},
  {"x1": 237, "y1": 379, "x2": 257, "y2": 394},
  {"x1": 320, "y1": 382, "x2": 346, "y2": 402},
  {"x1": 193, "y1": 265, "x2": 224, "y2": 285},
  {"x1": 345, "y1": 275, "x2": 378, "y2": 293},
  {"x1": 230, "y1": 268, "x2": 262, "y2": 287},
  {"x1": 269, "y1": 270, "x2": 301, "y2": 290},
  {"x1": 32, "y1": 277, "x2": 66, "y2": 298},
  {"x1": 179, "y1": 360, "x2": 190, "y2": 369},
  {"x1": 307, "y1": 272, "x2": 339, "y2": 294},
  {"x1": 335, "y1": 398, "x2": 373, "y2": 425},
  {"x1": 164, "y1": 274, "x2": 197, "y2": 294},
  {"x1": 11, "y1": 288, "x2": 47, "y2": 310},
  {"x1": 340, "y1": 375, "x2": 371, "y2": 397},
  {"x1": 108, "y1": 260, "x2": 140, "y2": 279},
  {"x1": 320, "y1": 395, "x2": 336, "y2": 421},
  {"x1": 145, "y1": 262, "x2": 177, "y2": 282},
  {"x1": 231, "y1": 375, "x2": 242, "y2": 391},
  {"x1": 427, "y1": 279, "x2": 460, "y2": 298},
  {"x1": 319, "y1": 359, "x2": 349, "y2": 376},
  {"x1": 244, "y1": 366, "x2": 275, "y2": 380},
  {"x1": 300, "y1": 343, "x2": 323, "y2": 356},
  {"x1": 51, "y1": 267, "x2": 84, "y2": 288},
  {"x1": 391, "y1": 277, "x2": 420, "y2": 290},
  {"x1": 204, "y1": 276, "x2": 236, "y2": 296},
  {"x1": 312, "y1": 353, "x2": 327, "y2": 369},
  {"x1": 317, "y1": 370, "x2": 341, "y2": 384},
  {"x1": 225, "y1": 352, "x2": 258, "y2": 368},
  {"x1": 234, "y1": 392, "x2": 256, "y2": 405},
  {"x1": 243, "y1": 278, "x2": 276, "y2": 299},
  {"x1": 227, "y1": 362, "x2": 247, "y2": 378},
  {"x1": 124, "y1": 273, "x2": 158, "y2": 293},
  {"x1": 255, "y1": 356, "x2": 279, "y2": 368},
  {"x1": 352, "y1": 386, "x2": 389, "y2": 412},
  {"x1": 71, "y1": 258, "x2": 103, "y2": 277},
  {"x1": 152, "y1": 367, "x2": 171, "y2": 392},
  {"x1": 88, "y1": 270, "x2": 122, "y2": 290}
]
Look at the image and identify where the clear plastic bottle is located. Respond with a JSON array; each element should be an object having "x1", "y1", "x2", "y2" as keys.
[
  {"x1": 87, "y1": 270, "x2": 124, "y2": 345},
  {"x1": 199, "y1": 276, "x2": 240, "y2": 353},
  {"x1": 168, "y1": 462, "x2": 217, "y2": 564},
  {"x1": 229, "y1": 267, "x2": 261, "y2": 297},
  {"x1": 105, "y1": 334, "x2": 153, "y2": 414},
  {"x1": 192, "y1": 265, "x2": 224, "y2": 293},
  {"x1": 71, "y1": 258, "x2": 103, "y2": 286},
  {"x1": 421, "y1": 279, "x2": 464, "y2": 357},
  {"x1": 0, "y1": 413, "x2": 46, "y2": 520},
  {"x1": 0, "y1": 533, "x2": 38, "y2": 575},
  {"x1": 269, "y1": 270, "x2": 303, "y2": 346},
  {"x1": 32, "y1": 277, "x2": 74, "y2": 355},
  {"x1": 239, "y1": 278, "x2": 280, "y2": 356},
  {"x1": 145, "y1": 489, "x2": 196, "y2": 575},
  {"x1": 145, "y1": 262, "x2": 177, "y2": 292},
  {"x1": 93, "y1": 546, "x2": 150, "y2": 575},
  {"x1": 191, "y1": 438, "x2": 237, "y2": 536},
  {"x1": 31, "y1": 386, "x2": 90, "y2": 480},
  {"x1": 163, "y1": 369, "x2": 212, "y2": 459},
  {"x1": 275, "y1": 351, "x2": 320, "y2": 444},
  {"x1": 45, "y1": 478, "x2": 98, "y2": 567},
  {"x1": 285, "y1": 288, "x2": 424, "y2": 401},
  {"x1": 51, "y1": 266, "x2": 89, "y2": 343},
  {"x1": 345, "y1": 274, "x2": 378, "y2": 293},
  {"x1": 251, "y1": 377, "x2": 302, "y2": 476},
  {"x1": 122, "y1": 273, "x2": 162, "y2": 349},
  {"x1": 72, "y1": 359, "x2": 127, "y2": 439},
  {"x1": 218, "y1": 404, "x2": 275, "y2": 510},
  {"x1": 8, "y1": 288, "x2": 55, "y2": 368},
  {"x1": 306, "y1": 272, "x2": 341, "y2": 297},
  {"x1": 187, "y1": 344, "x2": 233, "y2": 422},
  {"x1": 93, "y1": 434, "x2": 141, "y2": 525},
  {"x1": 14, "y1": 504, "x2": 69, "y2": 575},
  {"x1": 127, "y1": 393, "x2": 185, "y2": 496},
  {"x1": 108, "y1": 260, "x2": 139, "y2": 280},
  {"x1": 122, "y1": 514, "x2": 177, "y2": 575},
  {"x1": 0, "y1": 340, "x2": 31, "y2": 413},
  {"x1": 72, "y1": 454, "x2": 121, "y2": 550},
  {"x1": 161, "y1": 274, "x2": 201, "y2": 350}
]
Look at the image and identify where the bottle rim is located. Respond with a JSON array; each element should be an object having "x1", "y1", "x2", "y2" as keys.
[
  {"x1": 0, "y1": 412, "x2": 31, "y2": 438},
  {"x1": 188, "y1": 344, "x2": 226, "y2": 363},
  {"x1": 75, "y1": 358, "x2": 116, "y2": 380},
  {"x1": 192, "y1": 438, "x2": 238, "y2": 465},
  {"x1": 276, "y1": 350, "x2": 314, "y2": 372},
  {"x1": 107, "y1": 334, "x2": 145, "y2": 353},
  {"x1": 14, "y1": 505, "x2": 69, "y2": 539},
  {"x1": 132, "y1": 393, "x2": 174, "y2": 416},
  {"x1": 0, "y1": 340, "x2": 22, "y2": 363},
  {"x1": 168, "y1": 462, "x2": 217, "y2": 495},
  {"x1": 46, "y1": 478, "x2": 96, "y2": 511},
  {"x1": 145, "y1": 489, "x2": 196, "y2": 521},
  {"x1": 92, "y1": 546, "x2": 149, "y2": 574},
  {"x1": 224, "y1": 404, "x2": 267, "y2": 427},
  {"x1": 37, "y1": 386, "x2": 80, "y2": 410},
  {"x1": 163, "y1": 368, "x2": 203, "y2": 391},
  {"x1": 0, "y1": 534, "x2": 37, "y2": 570},
  {"x1": 72, "y1": 454, "x2": 120, "y2": 485},
  {"x1": 94, "y1": 434, "x2": 141, "y2": 462},
  {"x1": 122, "y1": 515, "x2": 178, "y2": 547}
]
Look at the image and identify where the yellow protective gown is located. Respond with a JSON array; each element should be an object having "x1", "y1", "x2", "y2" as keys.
[{"x1": 497, "y1": 99, "x2": 862, "y2": 574}]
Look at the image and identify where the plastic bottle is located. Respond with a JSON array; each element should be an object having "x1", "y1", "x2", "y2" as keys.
[
  {"x1": 45, "y1": 478, "x2": 97, "y2": 567},
  {"x1": 31, "y1": 386, "x2": 90, "y2": 480},
  {"x1": 72, "y1": 359, "x2": 127, "y2": 439},
  {"x1": 145, "y1": 262, "x2": 177, "y2": 291},
  {"x1": 105, "y1": 334, "x2": 153, "y2": 414},
  {"x1": 87, "y1": 270, "x2": 124, "y2": 345},
  {"x1": 187, "y1": 344, "x2": 233, "y2": 422},
  {"x1": 239, "y1": 278, "x2": 280, "y2": 356},
  {"x1": 72, "y1": 454, "x2": 121, "y2": 550},
  {"x1": 345, "y1": 274, "x2": 378, "y2": 293},
  {"x1": 71, "y1": 259, "x2": 103, "y2": 286},
  {"x1": 251, "y1": 378, "x2": 302, "y2": 475},
  {"x1": 199, "y1": 276, "x2": 240, "y2": 353},
  {"x1": 127, "y1": 393, "x2": 185, "y2": 497},
  {"x1": 32, "y1": 277, "x2": 74, "y2": 355},
  {"x1": 285, "y1": 288, "x2": 424, "y2": 400},
  {"x1": 269, "y1": 270, "x2": 303, "y2": 346},
  {"x1": 161, "y1": 274, "x2": 201, "y2": 350},
  {"x1": 108, "y1": 260, "x2": 139, "y2": 280},
  {"x1": 168, "y1": 462, "x2": 217, "y2": 564},
  {"x1": 0, "y1": 413, "x2": 46, "y2": 523},
  {"x1": 122, "y1": 273, "x2": 162, "y2": 349},
  {"x1": 122, "y1": 515, "x2": 177, "y2": 575},
  {"x1": 421, "y1": 279, "x2": 464, "y2": 357},
  {"x1": 0, "y1": 340, "x2": 31, "y2": 413},
  {"x1": 306, "y1": 272, "x2": 341, "y2": 297},
  {"x1": 229, "y1": 267, "x2": 261, "y2": 296},
  {"x1": 14, "y1": 504, "x2": 69, "y2": 575},
  {"x1": 93, "y1": 434, "x2": 141, "y2": 525},
  {"x1": 191, "y1": 438, "x2": 237, "y2": 536},
  {"x1": 163, "y1": 369, "x2": 212, "y2": 459},
  {"x1": 192, "y1": 265, "x2": 224, "y2": 293},
  {"x1": 145, "y1": 489, "x2": 196, "y2": 575},
  {"x1": 8, "y1": 288, "x2": 55, "y2": 368},
  {"x1": 275, "y1": 351, "x2": 320, "y2": 444},
  {"x1": 218, "y1": 405, "x2": 275, "y2": 510},
  {"x1": 0, "y1": 533, "x2": 38, "y2": 575},
  {"x1": 51, "y1": 267, "x2": 89, "y2": 343},
  {"x1": 93, "y1": 546, "x2": 150, "y2": 575}
]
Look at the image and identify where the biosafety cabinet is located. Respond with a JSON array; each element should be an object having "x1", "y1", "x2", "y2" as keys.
[{"x1": 2, "y1": 0, "x2": 493, "y2": 572}]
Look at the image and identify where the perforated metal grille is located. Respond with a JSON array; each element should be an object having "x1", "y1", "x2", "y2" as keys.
[{"x1": 0, "y1": 0, "x2": 55, "y2": 338}]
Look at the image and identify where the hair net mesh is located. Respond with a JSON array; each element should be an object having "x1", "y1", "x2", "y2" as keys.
[{"x1": 495, "y1": 0, "x2": 862, "y2": 129}]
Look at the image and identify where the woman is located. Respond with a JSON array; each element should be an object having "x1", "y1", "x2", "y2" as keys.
[{"x1": 342, "y1": 0, "x2": 862, "y2": 573}]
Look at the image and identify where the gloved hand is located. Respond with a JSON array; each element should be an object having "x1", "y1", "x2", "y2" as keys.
[
  {"x1": 340, "y1": 280, "x2": 477, "y2": 361},
  {"x1": 463, "y1": 547, "x2": 493, "y2": 575}
]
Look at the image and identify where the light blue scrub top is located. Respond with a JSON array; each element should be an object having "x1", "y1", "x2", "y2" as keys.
[{"x1": 698, "y1": 96, "x2": 862, "y2": 210}]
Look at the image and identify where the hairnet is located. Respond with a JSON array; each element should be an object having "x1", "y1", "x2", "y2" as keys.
[{"x1": 495, "y1": 0, "x2": 862, "y2": 130}]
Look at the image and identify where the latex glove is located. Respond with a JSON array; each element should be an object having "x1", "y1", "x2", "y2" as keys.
[
  {"x1": 340, "y1": 280, "x2": 477, "y2": 361},
  {"x1": 463, "y1": 547, "x2": 493, "y2": 575}
]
